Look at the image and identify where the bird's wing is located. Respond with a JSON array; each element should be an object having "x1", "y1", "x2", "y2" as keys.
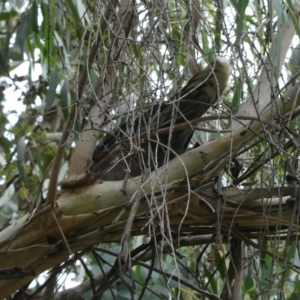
[{"x1": 92, "y1": 102, "x2": 166, "y2": 163}]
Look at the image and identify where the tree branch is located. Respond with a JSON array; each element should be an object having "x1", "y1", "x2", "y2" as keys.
[{"x1": 65, "y1": 0, "x2": 134, "y2": 184}]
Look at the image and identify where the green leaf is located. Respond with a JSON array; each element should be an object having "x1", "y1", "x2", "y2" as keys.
[
  {"x1": 66, "y1": 0, "x2": 80, "y2": 22},
  {"x1": 89, "y1": 68, "x2": 99, "y2": 87},
  {"x1": 30, "y1": 1, "x2": 39, "y2": 33},
  {"x1": 73, "y1": 106, "x2": 82, "y2": 138},
  {"x1": 231, "y1": 81, "x2": 242, "y2": 114},
  {"x1": 16, "y1": 14, "x2": 30, "y2": 53},
  {"x1": 17, "y1": 137, "x2": 26, "y2": 183},
  {"x1": 26, "y1": 36, "x2": 35, "y2": 62},
  {"x1": 44, "y1": 70, "x2": 59, "y2": 113},
  {"x1": 289, "y1": 44, "x2": 300, "y2": 75},
  {"x1": 0, "y1": 51, "x2": 8, "y2": 73},
  {"x1": 61, "y1": 79, "x2": 69, "y2": 120},
  {"x1": 286, "y1": 0, "x2": 300, "y2": 39},
  {"x1": 0, "y1": 10, "x2": 18, "y2": 21},
  {"x1": 0, "y1": 24, "x2": 13, "y2": 74},
  {"x1": 40, "y1": 2, "x2": 49, "y2": 39},
  {"x1": 235, "y1": 0, "x2": 249, "y2": 43},
  {"x1": 243, "y1": 267, "x2": 255, "y2": 293},
  {"x1": 0, "y1": 137, "x2": 10, "y2": 157}
]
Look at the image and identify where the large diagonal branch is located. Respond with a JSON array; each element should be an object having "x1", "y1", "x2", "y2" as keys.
[
  {"x1": 57, "y1": 82, "x2": 300, "y2": 214},
  {"x1": 0, "y1": 184, "x2": 291, "y2": 254}
]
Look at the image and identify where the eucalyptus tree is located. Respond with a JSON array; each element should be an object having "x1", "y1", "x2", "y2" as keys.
[{"x1": 1, "y1": 0, "x2": 300, "y2": 299}]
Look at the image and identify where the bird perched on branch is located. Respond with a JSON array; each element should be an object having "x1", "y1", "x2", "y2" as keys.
[{"x1": 92, "y1": 57, "x2": 231, "y2": 180}]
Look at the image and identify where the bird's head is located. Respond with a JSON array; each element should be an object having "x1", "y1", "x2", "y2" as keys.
[{"x1": 207, "y1": 57, "x2": 231, "y2": 93}]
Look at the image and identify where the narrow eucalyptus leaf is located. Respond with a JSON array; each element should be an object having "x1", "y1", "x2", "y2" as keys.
[
  {"x1": 17, "y1": 137, "x2": 26, "y2": 182},
  {"x1": 44, "y1": 70, "x2": 59, "y2": 113},
  {"x1": 16, "y1": 14, "x2": 30, "y2": 53},
  {"x1": 61, "y1": 79, "x2": 69, "y2": 120}
]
